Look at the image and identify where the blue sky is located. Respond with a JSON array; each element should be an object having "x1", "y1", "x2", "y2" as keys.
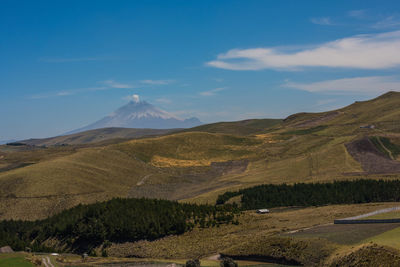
[{"x1": 1, "y1": 0, "x2": 400, "y2": 140}]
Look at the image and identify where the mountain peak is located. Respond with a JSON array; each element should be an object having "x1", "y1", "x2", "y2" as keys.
[{"x1": 68, "y1": 100, "x2": 202, "y2": 134}]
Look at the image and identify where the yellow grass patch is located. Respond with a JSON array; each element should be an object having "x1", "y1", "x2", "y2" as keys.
[
  {"x1": 364, "y1": 227, "x2": 400, "y2": 249},
  {"x1": 151, "y1": 155, "x2": 214, "y2": 167}
]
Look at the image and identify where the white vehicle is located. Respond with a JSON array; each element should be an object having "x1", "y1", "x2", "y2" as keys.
[{"x1": 256, "y1": 209, "x2": 270, "y2": 214}]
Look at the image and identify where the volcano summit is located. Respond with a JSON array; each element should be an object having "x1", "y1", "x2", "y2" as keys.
[{"x1": 70, "y1": 96, "x2": 202, "y2": 133}]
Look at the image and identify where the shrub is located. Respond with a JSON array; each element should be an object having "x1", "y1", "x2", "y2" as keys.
[
  {"x1": 220, "y1": 257, "x2": 238, "y2": 267},
  {"x1": 185, "y1": 259, "x2": 200, "y2": 267}
]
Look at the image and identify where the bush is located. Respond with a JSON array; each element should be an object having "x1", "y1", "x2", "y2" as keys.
[
  {"x1": 185, "y1": 259, "x2": 200, "y2": 267},
  {"x1": 220, "y1": 257, "x2": 238, "y2": 267}
]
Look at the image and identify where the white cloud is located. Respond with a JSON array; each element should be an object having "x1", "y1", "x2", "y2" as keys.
[
  {"x1": 124, "y1": 94, "x2": 140, "y2": 103},
  {"x1": 102, "y1": 80, "x2": 132, "y2": 88},
  {"x1": 207, "y1": 31, "x2": 400, "y2": 71},
  {"x1": 199, "y1": 87, "x2": 226, "y2": 96},
  {"x1": 310, "y1": 17, "x2": 334, "y2": 25},
  {"x1": 283, "y1": 76, "x2": 400, "y2": 94},
  {"x1": 140, "y1": 79, "x2": 174, "y2": 85}
]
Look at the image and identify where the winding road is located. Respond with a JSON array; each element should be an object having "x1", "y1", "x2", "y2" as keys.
[{"x1": 42, "y1": 256, "x2": 54, "y2": 267}]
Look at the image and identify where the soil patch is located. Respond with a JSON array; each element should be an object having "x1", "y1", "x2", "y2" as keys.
[
  {"x1": 295, "y1": 112, "x2": 339, "y2": 128},
  {"x1": 345, "y1": 137, "x2": 400, "y2": 173},
  {"x1": 128, "y1": 160, "x2": 248, "y2": 200},
  {"x1": 289, "y1": 223, "x2": 400, "y2": 245}
]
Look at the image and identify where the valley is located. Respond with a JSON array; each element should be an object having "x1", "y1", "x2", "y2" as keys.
[{"x1": 3, "y1": 92, "x2": 400, "y2": 266}]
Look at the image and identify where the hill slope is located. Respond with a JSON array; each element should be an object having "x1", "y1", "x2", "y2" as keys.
[
  {"x1": 2, "y1": 91, "x2": 400, "y2": 220},
  {"x1": 20, "y1": 127, "x2": 178, "y2": 146},
  {"x1": 183, "y1": 118, "x2": 282, "y2": 136}
]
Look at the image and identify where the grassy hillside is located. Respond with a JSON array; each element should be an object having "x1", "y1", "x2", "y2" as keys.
[
  {"x1": 20, "y1": 127, "x2": 178, "y2": 146},
  {"x1": 0, "y1": 132, "x2": 261, "y2": 220},
  {"x1": 284, "y1": 91, "x2": 400, "y2": 131},
  {"x1": 2, "y1": 92, "x2": 400, "y2": 220},
  {"x1": 184, "y1": 119, "x2": 282, "y2": 136},
  {"x1": 106, "y1": 203, "x2": 397, "y2": 261}
]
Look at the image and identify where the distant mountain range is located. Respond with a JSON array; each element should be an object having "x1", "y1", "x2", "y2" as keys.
[
  {"x1": 0, "y1": 139, "x2": 17, "y2": 145},
  {"x1": 68, "y1": 99, "x2": 202, "y2": 134}
]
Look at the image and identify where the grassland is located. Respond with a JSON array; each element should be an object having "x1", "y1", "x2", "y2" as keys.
[
  {"x1": 365, "y1": 210, "x2": 400, "y2": 219},
  {"x1": 5, "y1": 204, "x2": 400, "y2": 266},
  {"x1": 36, "y1": 253, "x2": 288, "y2": 267},
  {"x1": 364, "y1": 226, "x2": 400, "y2": 249},
  {"x1": 183, "y1": 118, "x2": 283, "y2": 136},
  {"x1": 327, "y1": 243, "x2": 400, "y2": 267},
  {"x1": 0, "y1": 253, "x2": 34, "y2": 267},
  {"x1": 106, "y1": 203, "x2": 397, "y2": 260},
  {"x1": 2, "y1": 92, "x2": 400, "y2": 221},
  {"x1": 20, "y1": 127, "x2": 178, "y2": 146},
  {"x1": 290, "y1": 222, "x2": 400, "y2": 245}
]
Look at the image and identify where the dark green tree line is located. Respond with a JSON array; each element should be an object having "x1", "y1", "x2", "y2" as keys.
[
  {"x1": 0, "y1": 197, "x2": 239, "y2": 252},
  {"x1": 217, "y1": 179, "x2": 400, "y2": 210}
]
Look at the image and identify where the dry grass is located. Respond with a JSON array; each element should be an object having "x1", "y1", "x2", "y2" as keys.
[
  {"x1": 107, "y1": 203, "x2": 398, "y2": 259},
  {"x1": 327, "y1": 243, "x2": 400, "y2": 267},
  {"x1": 3, "y1": 93, "x2": 400, "y2": 220}
]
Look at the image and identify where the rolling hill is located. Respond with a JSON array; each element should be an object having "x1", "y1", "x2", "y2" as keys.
[
  {"x1": 20, "y1": 127, "x2": 179, "y2": 146},
  {"x1": 183, "y1": 118, "x2": 283, "y2": 136},
  {"x1": 1, "y1": 91, "x2": 400, "y2": 221}
]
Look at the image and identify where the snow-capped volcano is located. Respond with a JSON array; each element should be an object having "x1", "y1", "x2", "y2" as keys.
[{"x1": 69, "y1": 99, "x2": 202, "y2": 133}]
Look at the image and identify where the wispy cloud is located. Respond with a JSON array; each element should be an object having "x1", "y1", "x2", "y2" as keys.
[
  {"x1": 101, "y1": 80, "x2": 133, "y2": 88},
  {"x1": 199, "y1": 87, "x2": 226, "y2": 96},
  {"x1": 39, "y1": 57, "x2": 111, "y2": 63},
  {"x1": 372, "y1": 15, "x2": 400, "y2": 29},
  {"x1": 207, "y1": 31, "x2": 400, "y2": 71},
  {"x1": 140, "y1": 79, "x2": 174, "y2": 85},
  {"x1": 29, "y1": 86, "x2": 108, "y2": 99},
  {"x1": 283, "y1": 76, "x2": 400, "y2": 95},
  {"x1": 348, "y1": 9, "x2": 400, "y2": 29},
  {"x1": 156, "y1": 98, "x2": 172, "y2": 104},
  {"x1": 310, "y1": 17, "x2": 334, "y2": 26},
  {"x1": 56, "y1": 91, "x2": 74, "y2": 96},
  {"x1": 29, "y1": 80, "x2": 130, "y2": 99},
  {"x1": 348, "y1": 9, "x2": 368, "y2": 19}
]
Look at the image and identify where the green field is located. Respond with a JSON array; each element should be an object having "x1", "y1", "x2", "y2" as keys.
[
  {"x1": 365, "y1": 226, "x2": 400, "y2": 249},
  {"x1": 0, "y1": 254, "x2": 34, "y2": 267},
  {"x1": 363, "y1": 210, "x2": 400, "y2": 219}
]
